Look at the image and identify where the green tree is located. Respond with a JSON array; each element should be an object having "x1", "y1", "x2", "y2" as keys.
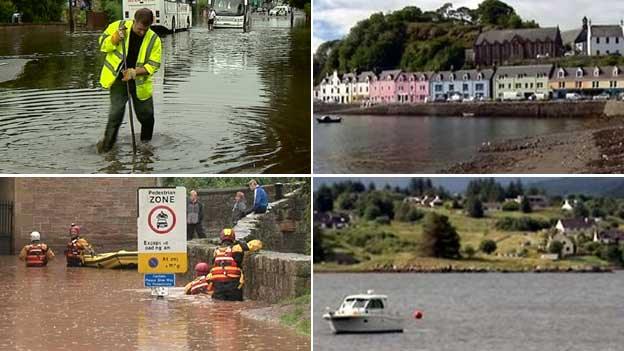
[
  {"x1": 314, "y1": 185, "x2": 334, "y2": 212},
  {"x1": 0, "y1": 0, "x2": 15, "y2": 23},
  {"x1": 476, "y1": 0, "x2": 515, "y2": 26},
  {"x1": 466, "y1": 196, "x2": 484, "y2": 218},
  {"x1": 422, "y1": 212, "x2": 461, "y2": 258},
  {"x1": 602, "y1": 245, "x2": 623, "y2": 264},
  {"x1": 502, "y1": 201, "x2": 520, "y2": 211},
  {"x1": 11, "y1": 0, "x2": 65, "y2": 22},
  {"x1": 463, "y1": 244, "x2": 476, "y2": 258},
  {"x1": 520, "y1": 196, "x2": 532, "y2": 213},
  {"x1": 336, "y1": 192, "x2": 356, "y2": 211},
  {"x1": 479, "y1": 239, "x2": 497, "y2": 254},
  {"x1": 548, "y1": 240, "x2": 564, "y2": 256},
  {"x1": 573, "y1": 201, "x2": 590, "y2": 218}
]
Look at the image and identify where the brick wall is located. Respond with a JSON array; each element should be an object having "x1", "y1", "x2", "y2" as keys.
[{"x1": 13, "y1": 177, "x2": 157, "y2": 253}]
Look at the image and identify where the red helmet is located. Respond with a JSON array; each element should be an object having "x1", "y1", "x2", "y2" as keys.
[
  {"x1": 69, "y1": 224, "x2": 80, "y2": 236},
  {"x1": 194, "y1": 262, "x2": 209, "y2": 275},
  {"x1": 220, "y1": 228, "x2": 235, "y2": 242}
]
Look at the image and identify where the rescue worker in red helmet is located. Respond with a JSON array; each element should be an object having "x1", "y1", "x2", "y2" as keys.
[
  {"x1": 19, "y1": 231, "x2": 55, "y2": 267},
  {"x1": 184, "y1": 262, "x2": 213, "y2": 295},
  {"x1": 209, "y1": 228, "x2": 262, "y2": 301},
  {"x1": 64, "y1": 224, "x2": 94, "y2": 267}
]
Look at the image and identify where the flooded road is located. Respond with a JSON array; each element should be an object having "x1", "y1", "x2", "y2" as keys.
[
  {"x1": 0, "y1": 256, "x2": 309, "y2": 350},
  {"x1": 0, "y1": 17, "x2": 310, "y2": 173}
]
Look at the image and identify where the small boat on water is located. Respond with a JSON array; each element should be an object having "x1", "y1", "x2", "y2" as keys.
[
  {"x1": 316, "y1": 115, "x2": 342, "y2": 123},
  {"x1": 322, "y1": 290, "x2": 404, "y2": 334},
  {"x1": 462, "y1": 112, "x2": 475, "y2": 117},
  {"x1": 82, "y1": 250, "x2": 138, "y2": 269}
]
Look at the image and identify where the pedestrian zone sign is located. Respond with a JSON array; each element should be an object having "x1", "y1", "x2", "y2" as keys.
[{"x1": 138, "y1": 187, "x2": 187, "y2": 273}]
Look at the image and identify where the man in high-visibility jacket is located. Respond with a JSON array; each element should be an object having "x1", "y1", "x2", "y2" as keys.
[{"x1": 96, "y1": 8, "x2": 162, "y2": 153}]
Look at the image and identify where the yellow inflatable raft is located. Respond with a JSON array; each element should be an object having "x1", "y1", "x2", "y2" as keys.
[{"x1": 82, "y1": 250, "x2": 138, "y2": 269}]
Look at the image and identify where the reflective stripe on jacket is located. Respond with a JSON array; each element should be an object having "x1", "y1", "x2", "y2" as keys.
[{"x1": 98, "y1": 20, "x2": 162, "y2": 101}]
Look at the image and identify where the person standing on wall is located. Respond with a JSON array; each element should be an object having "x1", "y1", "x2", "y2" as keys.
[
  {"x1": 247, "y1": 179, "x2": 269, "y2": 214},
  {"x1": 187, "y1": 190, "x2": 206, "y2": 240}
]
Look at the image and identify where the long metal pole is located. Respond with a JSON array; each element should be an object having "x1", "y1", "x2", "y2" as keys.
[{"x1": 119, "y1": 23, "x2": 138, "y2": 155}]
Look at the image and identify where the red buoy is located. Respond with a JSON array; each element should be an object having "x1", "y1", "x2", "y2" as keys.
[{"x1": 413, "y1": 310, "x2": 423, "y2": 319}]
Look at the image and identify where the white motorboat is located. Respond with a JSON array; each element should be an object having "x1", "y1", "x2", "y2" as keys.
[{"x1": 322, "y1": 290, "x2": 404, "y2": 334}]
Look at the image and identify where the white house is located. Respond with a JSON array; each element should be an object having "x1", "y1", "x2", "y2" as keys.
[
  {"x1": 339, "y1": 72, "x2": 357, "y2": 104},
  {"x1": 561, "y1": 199, "x2": 573, "y2": 211},
  {"x1": 317, "y1": 70, "x2": 342, "y2": 103},
  {"x1": 571, "y1": 17, "x2": 624, "y2": 56},
  {"x1": 429, "y1": 196, "x2": 443, "y2": 207}
]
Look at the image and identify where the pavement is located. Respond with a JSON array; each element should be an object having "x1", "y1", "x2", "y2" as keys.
[{"x1": 0, "y1": 58, "x2": 31, "y2": 83}]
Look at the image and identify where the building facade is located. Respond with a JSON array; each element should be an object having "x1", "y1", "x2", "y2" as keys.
[
  {"x1": 493, "y1": 64, "x2": 554, "y2": 99},
  {"x1": 474, "y1": 27, "x2": 564, "y2": 66},
  {"x1": 354, "y1": 71, "x2": 376, "y2": 102},
  {"x1": 549, "y1": 65, "x2": 624, "y2": 98},
  {"x1": 370, "y1": 69, "x2": 401, "y2": 103},
  {"x1": 429, "y1": 69, "x2": 494, "y2": 100}
]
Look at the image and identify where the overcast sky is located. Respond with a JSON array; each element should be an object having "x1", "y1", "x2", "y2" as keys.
[{"x1": 314, "y1": 0, "x2": 624, "y2": 51}]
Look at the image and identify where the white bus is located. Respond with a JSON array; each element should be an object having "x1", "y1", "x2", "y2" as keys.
[
  {"x1": 123, "y1": 0, "x2": 192, "y2": 33},
  {"x1": 208, "y1": 0, "x2": 250, "y2": 30}
]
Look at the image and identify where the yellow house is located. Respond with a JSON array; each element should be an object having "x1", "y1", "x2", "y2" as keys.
[{"x1": 549, "y1": 66, "x2": 624, "y2": 97}]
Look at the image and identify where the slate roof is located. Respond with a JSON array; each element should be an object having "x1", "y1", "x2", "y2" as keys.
[
  {"x1": 379, "y1": 69, "x2": 402, "y2": 81},
  {"x1": 357, "y1": 71, "x2": 376, "y2": 82},
  {"x1": 597, "y1": 229, "x2": 624, "y2": 241},
  {"x1": 494, "y1": 64, "x2": 554, "y2": 79},
  {"x1": 562, "y1": 28, "x2": 586, "y2": 45},
  {"x1": 476, "y1": 27, "x2": 560, "y2": 45},
  {"x1": 551, "y1": 66, "x2": 623, "y2": 81},
  {"x1": 590, "y1": 25, "x2": 624, "y2": 38},
  {"x1": 559, "y1": 218, "x2": 596, "y2": 230},
  {"x1": 431, "y1": 69, "x2": 495, "y2": 82}
]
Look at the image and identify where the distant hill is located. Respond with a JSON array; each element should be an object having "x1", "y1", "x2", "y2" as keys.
[{"x1": 532, "y1": 178, "x2": 624, "y2": 197}]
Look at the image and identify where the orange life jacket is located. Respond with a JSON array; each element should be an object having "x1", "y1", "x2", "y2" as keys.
[
  {"x1": 26, "y1": 244, "x2": 48, "y2": 267},
  {"x1": 65, "y1": 237, "x2": 83, "y2": 265},
  {"x1": 209, "y1": 246, "x2": 242, "y2": 283},
  {"x1": 187, "y1": 276, "x2": 213, "y2": 295}
]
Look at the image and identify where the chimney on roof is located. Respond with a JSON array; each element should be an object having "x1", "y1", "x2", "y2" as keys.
[{"x1": 582, "y1": 16, "x2": 588, "y2": 30}]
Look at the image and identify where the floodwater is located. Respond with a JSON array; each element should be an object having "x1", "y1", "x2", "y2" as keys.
[
  {"x1": 0, "y1": 256, "x2": 309, "y2": 350},
  {"x1": 0, "y1": 15, "x2": 310, "y2": 173},
  {"x1": 314, "y1": 273, "x2": 624, "y2": 351},
  {"x1": 313, "y1": 115, "x2": 591, "y2": 173}
]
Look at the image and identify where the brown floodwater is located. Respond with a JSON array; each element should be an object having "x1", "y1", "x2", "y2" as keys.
[{"x1": 0, "y1": 256, "x2": 309, "y2": 350}]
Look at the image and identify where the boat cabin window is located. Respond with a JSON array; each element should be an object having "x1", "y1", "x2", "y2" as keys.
[
  {"x1": 352, "y1": 299, "x2": 368, "y2": 308},
  {"x1": 366, "y1": 299, "x2": 384, "y2": 309}
]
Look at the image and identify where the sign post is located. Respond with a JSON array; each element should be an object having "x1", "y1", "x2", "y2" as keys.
[{"x1": 138, "y1": 187, "x2": 187, "y2": 298}]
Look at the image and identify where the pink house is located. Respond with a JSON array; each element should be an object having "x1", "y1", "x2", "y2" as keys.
[
  {"x1": 370, "y1": 70, "x2": 401, "y2": 103},
  {"x1": 396, "y1": 72, "x2": 413, "y2": 103},
  {"x1": 410, "y1": 72, "x2": 431, "y2": 103}
]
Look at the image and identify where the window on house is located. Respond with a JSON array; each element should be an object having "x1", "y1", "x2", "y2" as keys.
[
  {"x1": 594, "y1": 68, "x2": 600, "y2": 77},
  {"x1": 508, "y1": 84, "x2": 512, "y2": 89},
  {"x1": 463, "y1": 84, "x2": 469, "y2": 91},
  {"x1": 592, "y1": 81, "x2": 599, "y2": 88},
  {"x1": 597, "y1": 50, "x2": 601, "y2": 55},
  {"x1": 606, "y1": 50, "x2": 610, "y2": 55},
  {"x1": 476, "y1": 83, "x2": 484, "y2": 91},
  {"x1": 559, "y1": 82, "x2": 565, "y2": 88},
  {"x1": 607, "y1": 37, "x2": 610, "y2": 44},
  {"x1": 537, "y1": 82, "x2": 543, "y2": 88},
  {"x1": 346, "y1": 87, "x2": 349, "y2": 93},
  {"x1": 322, "y1": 89, "x2": 326, "y2": 94},
  {"x1": 559, "y1": 71, "x2": 565, "y2": 78},
  {"x1": 576, "y1": 70, "x2": 583, "y2": 78},
  {"x1": 597, "y1": 37, "x2": 600, "y2": 44},
  {"x1": 617, "y1": 38, "x2": 621, "y2": 44},
  {"x1": 575, "y1": 81, "x2": 582, "y2": 88},
  {"x1": 449, "y1": 84, "x2": 454, "y2": 91},
  {"x1": 499, "y1": 84, "x2": 505, "y2": 89},
  {"x1": 515, "y1": 83, "x2": 522, "y2": 89},
  {"x1": 435, "y1": 85, "x2": 443, "y2": 92},
  {"x1": 525, "y1": 83, "x2": 529, "y2": 89}
]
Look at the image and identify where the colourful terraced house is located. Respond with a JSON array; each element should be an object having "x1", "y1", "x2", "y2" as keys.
[
  {"x1": 493, "y1": 64, "x2": 554, "y2": 99},
  {"x1": 429, "y1": 69, "x2": 494, "y2": 100},
  {"x1": 370, "y1": 70, "x2": 401, "y2": 103},
  {"x1": 395, "y1": 72, "x2": 432, "y2": 103},
  {"x1": 549, "y1": 65, "x2": 624, "y2": 98}
]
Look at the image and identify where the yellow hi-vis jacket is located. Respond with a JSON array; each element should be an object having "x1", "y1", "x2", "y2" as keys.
[{"x1": 98, "y1": 20, "x2": 162, "y2": 101}]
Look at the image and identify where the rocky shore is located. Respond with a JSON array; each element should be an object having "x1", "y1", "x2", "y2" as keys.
[
  {"x1": 316, "y1": 265, "x2": 614, "y2": 274},
  {"x1": 445, "y1": 118, "x2": 624, "y2": 173}
]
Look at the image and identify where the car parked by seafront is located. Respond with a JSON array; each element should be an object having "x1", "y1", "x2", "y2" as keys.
[
  {"x1": 565, "y1": 93, "x2": 583, "y2": 101},
  {"x1": 593, "y1": 93, "x2": 611, "y2": 101}
]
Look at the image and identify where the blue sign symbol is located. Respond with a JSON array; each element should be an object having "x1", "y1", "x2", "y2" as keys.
[{"x1": 148, "y1": 257, "x2": 159, "y2": 268}]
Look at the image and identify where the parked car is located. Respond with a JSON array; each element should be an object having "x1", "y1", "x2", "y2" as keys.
[
  {"x1": 618, "y1": 92, "x2": 624, "y2": 100},
  {"x1": 269, "y1": 5, "x2": 290, "y2": 16},
  {"x1": 593, "y1": 93, "x2": 611, "y2": 101},
  {"x1": 448, "y1": 93, "x2": 463, "y2": 102},
  {"x1": 433, "y1": 94, "x2": 447, "y2": 102},
  {"x1": 501, "y1": 91, "x2": 524, "y2": 101},
  {"x1": 565, "y1": 93, "x2": 583, "y2": 101},
  {"x1": 463, "y1": 96, "x2": 476, "y2": 103}
]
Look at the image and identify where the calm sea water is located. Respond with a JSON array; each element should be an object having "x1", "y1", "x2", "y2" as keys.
[
  {"x1": 313, "y1": 115, "x2": 591, "y2": 173},
  {"x1": 314, "y1": 273, "x2": 624, "y2": 351}
]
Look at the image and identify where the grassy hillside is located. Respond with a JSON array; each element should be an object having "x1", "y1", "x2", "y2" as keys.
[{"x1": 316, "y1": 205, "x2": 612, "y2": 272}]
